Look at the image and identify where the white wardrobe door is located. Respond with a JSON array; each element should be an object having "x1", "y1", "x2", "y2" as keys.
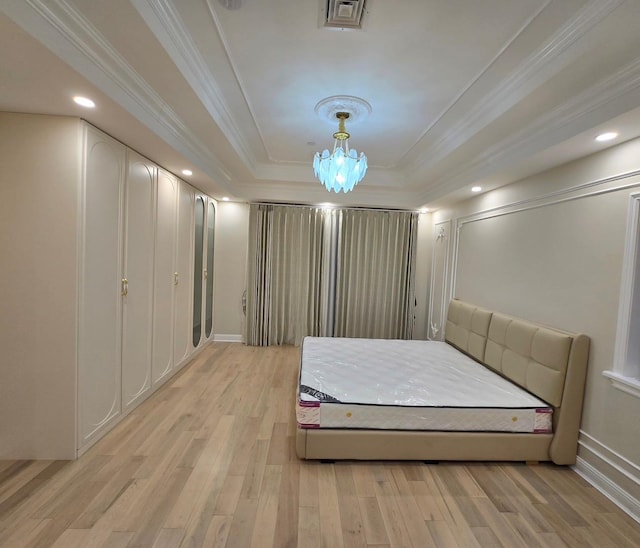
[
  {"x1": 152, "y1": 170, "x2": 177, "y2": 384},
  {"x1": 78, "y1": 126, "x2": 125, "y2": 448},
  {"x1": 121, "y1": 152, "x2": 155, "y2": 411},
  {"x1": 174, "y1": 182, "x2": 194, "y2": 367}
]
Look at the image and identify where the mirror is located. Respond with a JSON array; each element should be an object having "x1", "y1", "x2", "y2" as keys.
[
  {"x1": 205, "y1": 202, "x2": 215, "y2": 338},
  {"x1": 193, "y1": 196, "x2": 205, "y2": 347}
]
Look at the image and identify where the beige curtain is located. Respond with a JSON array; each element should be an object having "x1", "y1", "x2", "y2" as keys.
[
  {"x1": 244, "y1": 204, "x2": 330, "y2": 346},
  {"x1": 245, "y1": 204, "x2": 417, "y2": 345},
  {"x1": 333, "y1": 209, "x2": 418, "y2": 339}
]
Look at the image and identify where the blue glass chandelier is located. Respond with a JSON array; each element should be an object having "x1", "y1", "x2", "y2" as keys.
[{"x1": 313, "y1": 112, "x2": 367, "y2": 193}]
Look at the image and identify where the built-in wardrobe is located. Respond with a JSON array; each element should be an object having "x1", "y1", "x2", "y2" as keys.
[{"x1": 0, "y1": 113, "x2": 216, "y2": 459}]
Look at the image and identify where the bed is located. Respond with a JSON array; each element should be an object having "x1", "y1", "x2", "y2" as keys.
[{"x1": 295, "y1": 299, "x2": 590, "y2": 465}]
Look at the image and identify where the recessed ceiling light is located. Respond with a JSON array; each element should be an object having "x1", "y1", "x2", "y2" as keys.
[
  {"x1": 419, "y1": 208, "x2": 429, "y2": 214},
  {"x1": 182, "y1": 169, "x2": 193, "y2": 176},
  {"x1": 595, "y1": 132, "x2": 618, "y2": 142},
  {"x1": 222, "y1": 197, "x2": 230, "y2": 201},
  {"x1": 73, "y1": 96, "x2": 95, "y2": 108},
  {"x1": 471, "y1": 186, "x2": 482, "y2": 193}
]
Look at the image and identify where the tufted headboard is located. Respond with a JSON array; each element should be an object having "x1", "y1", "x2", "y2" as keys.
[
  {"x1": 445, "y1": 300, "x2": 492, "y2": 361},
  {"x1": 484, "y1": 313, "x2": 574, "y2": 407},
  {"x1": 445, "y1": 299, "x2": 590, "y2": 464}
]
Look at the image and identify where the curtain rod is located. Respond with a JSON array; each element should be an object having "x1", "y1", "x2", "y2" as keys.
[{"x1": 250, "y1": 201, "x2": 420, "y2": 213}]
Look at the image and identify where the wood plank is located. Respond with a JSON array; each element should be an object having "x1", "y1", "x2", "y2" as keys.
[
  {"x1": 357, "y1": 496, "x2": 389, "y2": 546},
  {"x1": 318, "y1": 464, "x2": 344, "y2": 548},
  {"x1": 297, "y1": 506, "x2": 321, "y2": 548},
  {"x1": 335, "y1": 466, "x2": 366, "y2": 548},
  {"x1": 372, "y1": 479, "x2": 416, "y2": 548},
  {"x1": 249, "y1": 464, "x2": 282, "y2": 548},
  {"x1": 426, "y1": 521, "x2": 462, "y2": 548},
  {"x1": 272, "y1": 462, "x2": 300, "y2": 547},
  {"x1": 150, "y1": 528, "x2": 185, "y2": 548},
  {"x1": 298, "y1": 462, "x2": 320, "y2": 508},
  {"x1": 213, "y1": 474, "x2": 244, "y2": 516},
  {"x1": 201, "y1": 515, "x2": 233, "y2": 548}
]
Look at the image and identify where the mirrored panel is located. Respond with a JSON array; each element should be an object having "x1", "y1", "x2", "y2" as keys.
[
  {"x1": 193, "y1": 196, "x2": 205, "y2": 347},
  {"x1": 205, "y1": 202, "x2": 215, "y2": 338}
]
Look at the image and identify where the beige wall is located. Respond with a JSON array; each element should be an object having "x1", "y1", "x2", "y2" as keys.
[
  {"x1": 413, "y1": 212, "x2": 432, "y2": 339},
  {"x1": 433, "y1": 136, "x2": 640, "y2": 513},
  {"x1": 0, "y1": 113, "x2": 80, "y2": 458},
  {"x1": 213, "y1": 201, "x2": 249, "y2": 339}
]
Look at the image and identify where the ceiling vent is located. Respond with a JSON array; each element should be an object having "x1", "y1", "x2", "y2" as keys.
[{"x1": 324, "y1": 0, "x2": 366, "y2": 30}]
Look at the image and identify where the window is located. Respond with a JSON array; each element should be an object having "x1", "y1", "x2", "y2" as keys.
[{"x1": 605, "y1": 192, "x2": 640, "y2": 397}]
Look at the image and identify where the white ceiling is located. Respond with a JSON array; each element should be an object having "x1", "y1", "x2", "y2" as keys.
[{"x1": 2, "y1": 0, "x2": 640, "y2": 210}]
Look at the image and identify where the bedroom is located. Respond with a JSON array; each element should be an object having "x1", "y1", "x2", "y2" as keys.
[{"x1": 1, "y1": 0, "x2": 640, "y2": 544}]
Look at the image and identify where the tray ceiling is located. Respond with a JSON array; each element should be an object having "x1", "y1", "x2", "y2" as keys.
[{"x1": 2, "y1": 0, "x2": 640, "y2": 209}]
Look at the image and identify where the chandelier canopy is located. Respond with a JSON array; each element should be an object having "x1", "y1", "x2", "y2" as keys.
[{"x1": 312, "y1": 96, "x2": 371, "y2": 193}]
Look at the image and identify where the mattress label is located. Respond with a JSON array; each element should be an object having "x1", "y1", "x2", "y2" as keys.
[
  {"x1": 296, "y1": 401, "x2": 320, "y2": 428},
  {"x1": 534, "y1": 408, "x2": 553, "y2": 433}
]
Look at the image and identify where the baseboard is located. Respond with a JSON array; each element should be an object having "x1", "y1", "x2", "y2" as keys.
[
  {"x1": 213, "y1": 333, "x2": 244, "y2": 343},
  {"x1": 574, "y1": 432, "x2": 640, "y2": 524}
]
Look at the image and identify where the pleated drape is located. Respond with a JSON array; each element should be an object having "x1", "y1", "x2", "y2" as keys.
[
  {"x1": 244, "y1": 204, "x2": 330, "y2": 346},
  {"x1": 333, "y1": 209, "x2": 418, "y2": 340},
  {"x1": 245, "y1": 204, "x2": 417, "y2": 345}
]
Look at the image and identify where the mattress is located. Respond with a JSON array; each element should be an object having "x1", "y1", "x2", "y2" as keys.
[{"x1": 297, "y1": 337, "x2": 553, "y2": 433}]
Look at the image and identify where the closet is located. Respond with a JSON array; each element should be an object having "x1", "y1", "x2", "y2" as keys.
[
  {"x1": 79, "y1": 125, "x2": 216, "y2": 451},
  {"x1": 0, "y1": 113, "x2": 216, "y2": 459}
]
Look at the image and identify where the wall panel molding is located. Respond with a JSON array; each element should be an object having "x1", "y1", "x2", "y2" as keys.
[
  {"x1": 427, "y1": 220, "x2": 452, "y2": 340},
  {"x1": 575, "y1": 431, "x2": 640, "y2": 524}
]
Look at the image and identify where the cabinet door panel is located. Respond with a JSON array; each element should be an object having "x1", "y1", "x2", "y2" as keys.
[
  {"x1": 78, "y1": 127, "x2": 125, "y2": 448},
  {"x1": 121, "y1": 153, "x2": 155, "y2": 411},
  {"x1": 174, "y1": 182, "x2": 194, "y2": 367},
  {"x1": 152, "y1": 170, "x2": 177, "y2": 384}
]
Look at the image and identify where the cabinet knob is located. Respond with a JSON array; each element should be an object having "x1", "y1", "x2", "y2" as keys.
[
  {"x1": 204, "y1": 269, "x2": 208, "y2": 279},
  {"x1": 174, "y1": 272, "x2": 179, "y2": 285},
  {"x1": 121, "y1": 278, "x2": 128, "y2": 297}
]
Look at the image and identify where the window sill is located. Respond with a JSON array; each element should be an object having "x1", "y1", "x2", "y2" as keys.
[{"x1": 603, "y1": 370, "x2": 640, "y2": 399}]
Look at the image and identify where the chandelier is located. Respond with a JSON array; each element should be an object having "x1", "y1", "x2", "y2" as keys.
[{"x1": 313, "y1": 111, "x2": 368, "y2": 193}]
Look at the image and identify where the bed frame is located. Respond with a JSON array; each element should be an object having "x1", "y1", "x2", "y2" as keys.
[{"x1": 295, "y1": 299, "x2": 590, "y2": 465}]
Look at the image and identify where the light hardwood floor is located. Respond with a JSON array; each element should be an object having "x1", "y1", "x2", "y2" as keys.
[{"x1": 1, "y1": 342, "x2": 639, "y2": 547}]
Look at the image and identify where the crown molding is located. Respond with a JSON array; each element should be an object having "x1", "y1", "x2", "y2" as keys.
[
  {"x1": 234, "y1": 179, "x2": 421, "y2": 210},
  {"x1": 415, "y1": 53, "x2": 640, "y2": 204},
  {"x1": 3, "y1": 0, "x2": 233, "y2": 187},
  {"x1": 405, "y1": 0, "x2": 625, "y2": 178},
  {"x1": 132, "y1": 0, "x2": 260, "y2": 174}
]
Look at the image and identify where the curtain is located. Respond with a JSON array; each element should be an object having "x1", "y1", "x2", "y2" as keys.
[
  {"x1": 244, "y1": 204, "x2": 330, "y2": 346},
  {"x1": 245, "y1": 204, "x2": 417, "y2": 345},
  {"x1": 333, "y1": 209, "x2": 418, "y2": 339}
]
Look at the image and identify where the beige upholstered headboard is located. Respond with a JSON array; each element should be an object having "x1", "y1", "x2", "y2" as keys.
[
  {"x1": 445, "y1": 299, "x2": 590, "y2": 464},
  {"x1": 445, "y1": 300, "x2": 492, "y2": 361},
  {"x1": 484, "y1": 313, "x2": 575, "y2": 407}
]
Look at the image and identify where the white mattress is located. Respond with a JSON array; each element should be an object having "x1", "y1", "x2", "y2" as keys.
[{"x1": 297, "y1": 337, "x2": 553, "y2": 433}]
